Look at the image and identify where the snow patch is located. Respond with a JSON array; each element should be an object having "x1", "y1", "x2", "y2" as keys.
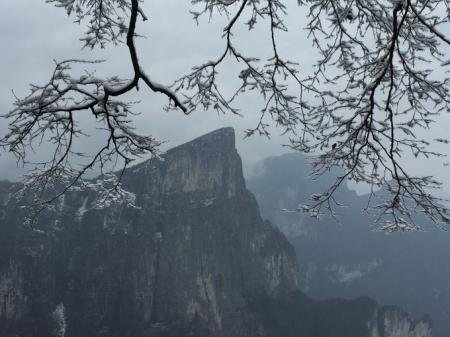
[
  {"x1": 76, "y1": 197, "x2": 89, "y2": 221},
  {"x1": 330, "y1": 259, "x2": 382, "y2": 283}
]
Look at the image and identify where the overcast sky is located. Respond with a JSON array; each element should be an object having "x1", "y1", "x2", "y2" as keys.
[{"x1": 1, "y1": 0, "x2": 449, "y2": 198}]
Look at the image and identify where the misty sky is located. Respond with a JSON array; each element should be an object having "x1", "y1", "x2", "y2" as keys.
[{"x1": 1, "y1": 0, "x2": 449, "y2": 199}]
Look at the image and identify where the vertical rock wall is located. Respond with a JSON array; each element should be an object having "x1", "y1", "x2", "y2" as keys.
[{"x1": 0, "y1": 128, "x2": 433, "y2": 337}]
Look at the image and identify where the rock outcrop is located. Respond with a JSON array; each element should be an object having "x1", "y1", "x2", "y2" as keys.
[
  {"x1": 369, "y1": 307, "x2": 433, "y2": 337},
  {"x1": 0, "y1": 128, "x2": 433, "y2": 337}
]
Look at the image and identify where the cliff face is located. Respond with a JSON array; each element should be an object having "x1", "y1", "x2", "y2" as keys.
[
  {"x1": 0, "y1": 128, "x2": 298, "y2": 337},
  {"x1": 368, "y1": 307, "x2": 433, "y2": 337},
  {"x1": 0, "y1": 128, "x2": 432, "y2": 337}
]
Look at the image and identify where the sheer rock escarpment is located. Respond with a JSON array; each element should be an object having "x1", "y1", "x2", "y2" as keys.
[{"x1": 0, "y1": 128, "x2": 432, "y2": 337}]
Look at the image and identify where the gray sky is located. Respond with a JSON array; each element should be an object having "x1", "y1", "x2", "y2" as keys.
[
  {"x1": 0, "y1": 0, "x2": 301, "y2": 179},
  {"x1": 0, "y1": 0, "x2": 449, "y2": 198}
]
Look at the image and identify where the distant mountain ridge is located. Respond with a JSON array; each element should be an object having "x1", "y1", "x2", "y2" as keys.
[
  {"x1": 248, "y1": 152, "x2": 450, "y2": 337},
  {"x1": 0, "y1": 128, "x2": 432, "y2": 337}
]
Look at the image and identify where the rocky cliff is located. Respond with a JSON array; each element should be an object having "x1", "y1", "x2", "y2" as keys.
[
  {"x1": 0, "y1": 128, "x2": 433, "y2": 337},
  {"x1": 368, "y1": 307, "x2": 433, "y2": 337}
]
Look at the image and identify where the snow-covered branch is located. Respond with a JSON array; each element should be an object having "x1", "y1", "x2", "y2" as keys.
[{"x1": 3, "y1": 0, "x2": 450, "y2": 230}]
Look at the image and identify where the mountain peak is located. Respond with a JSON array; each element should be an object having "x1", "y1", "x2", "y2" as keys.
[
  {"x1": 168, "y1": 127, "x2": 236, "y2": 154},
  {"x1": 122, "y1": 127, "x2": 243, "y2": 196}
]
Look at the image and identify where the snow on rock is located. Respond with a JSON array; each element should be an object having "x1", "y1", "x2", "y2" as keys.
[{"x1": 76, "y1": 197, "x2": 88, "y2": 221}]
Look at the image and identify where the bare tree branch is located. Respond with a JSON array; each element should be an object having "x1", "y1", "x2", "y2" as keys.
[{"x1": 2, "y1": 0, "x2": 450, "y2": 230}]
